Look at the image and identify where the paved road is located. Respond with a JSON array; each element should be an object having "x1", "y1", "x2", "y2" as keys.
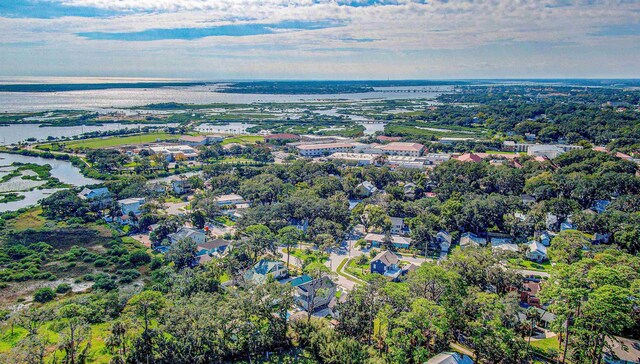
[{"x1": 278, "y1": 244, "x2": 430, "y2": 291}]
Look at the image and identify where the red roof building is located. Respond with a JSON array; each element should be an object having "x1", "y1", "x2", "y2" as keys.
[{"x1": 264, "y1": 133, "x2": 300, "y2": 141}]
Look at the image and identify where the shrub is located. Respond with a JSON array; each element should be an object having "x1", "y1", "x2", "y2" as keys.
[
  {"x1": 150, "y1": 256, "x2": 163, "y2": 270},
  {"x1": 56, "y1": 283, "x2": 72, "y2": 294},
  {"x1": 92, "y1": 274, "x2": 117, "y2": 291},
  {"x1": 129, "y1": 249, "x2": 151, "y2": 266},
  {"x1": 33, "y1": 287, "x2": 56, "y2": 303},
  {"x1": 94, "y1": 259, "x2": 108, "y2": 267}
]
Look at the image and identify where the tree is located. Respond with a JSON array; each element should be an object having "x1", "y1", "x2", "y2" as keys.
[
  {"x1": 548, "y1": 230, "x2": 591, "y2": 264},
  {"x1": 126, "y1": 291, "x2": 166, "y2": 364},
  {"x1": 243, "y1": 224, "x2": 275, "y2": 262},
  {"x1": 15, "y1": 307, "x2": 52, "y2": 337},
  {"x1": 361, "y1": 205, "x2": 391, "y2": 233},
  {"x1": 167, "y1": 238, "x2": 198, "y2": 270},
  {"x1": 190, "y1": 209, "x2": 206, "y2": 229},
  {"x1": 386, "y1": 298, "x2": 449, "y2": 363},
  {"x1": 57, "y1": 304, "x2": 92, "y2": 364},
  {"x1": 105, "y1": 320, "x2": 130, "y2": 364},
  {"x1": 277, "y1": 226, "x2": 302, "y2": 270},
  {"x1": 406, "y1": 263, "x2": 461, "y2": 305}
]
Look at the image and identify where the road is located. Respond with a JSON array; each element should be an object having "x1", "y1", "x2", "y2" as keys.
[{"x1": 277, "y1": 244, "x2": 431, "y2": 292}]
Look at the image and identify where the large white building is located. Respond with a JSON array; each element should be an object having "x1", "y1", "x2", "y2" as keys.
[
  {"x1": 149, "y1": 145, "x2": 199, "y2": 161},
  {"x1": 378, "y1": 142, "x2": 425, "y2": 157},
  {"x1": 296, "y1": 143, "x2": 355, "y2": 157},
  {"x1": 527, "y1": 145, "x2": 567, "y2": 159},
  {"x1": 503, "y1": 141, "x2": 582, "y2": 154}
]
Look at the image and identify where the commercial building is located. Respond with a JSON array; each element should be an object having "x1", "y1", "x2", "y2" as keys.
[
  {"x1": 296, "y1": 142, "x2": 355, "y2": 157},
  {"x1": 149, "y1": 145, "x2": 199, "y2": 161},
  {"x1": 378, "y1": 142, "x2": 425, "y2": 156}
]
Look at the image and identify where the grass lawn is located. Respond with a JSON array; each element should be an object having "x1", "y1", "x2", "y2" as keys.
[
  {"x1": 288, "y1": 248, "x2": 328, "y2": 266},
  {"x1": 220, "y1": 135, "x2": 264, "y2": 145},
  {"x1": 530, "y1": 337, "x2": 559, "y2": 351},
  {"x1": 345, "y1": 259, "x2": 371, "y2": 281},
  {"x1": 38, "y1": 132, "x2": 182, "y2": 150},
  {"x1": 7, "y1": 207, "x2": 47, "y2": 230},
  {"x1": 336, "y1": 258, "x2": 366, "y2": 285},
  {"x1": 214, "y1": 216, "x2": 236, "y2": 226},
  {"x1": 509, "y1": 258, "x2": 552, "y2": 272}
]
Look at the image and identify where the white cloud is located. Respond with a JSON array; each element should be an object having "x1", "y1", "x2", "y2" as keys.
[{"x1": 0, "y1": 0, "x2": 639, "y2": 78}]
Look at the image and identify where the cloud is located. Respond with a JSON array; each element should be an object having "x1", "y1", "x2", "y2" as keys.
[{"x1": 0, "y1": 0, "x2": 639, "y2": 78}]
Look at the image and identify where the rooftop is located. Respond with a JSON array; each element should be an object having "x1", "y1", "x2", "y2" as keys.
[{"x1": 379, "y1": 142, "x2": 425, "y2": 152}]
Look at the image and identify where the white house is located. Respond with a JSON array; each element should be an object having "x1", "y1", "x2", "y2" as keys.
[
  {"x1": 168, "y1": 227, "x2": 207, "y2": 245},
  {"x1": 459, "y1": 232, "x2": 487, "y2": 248},
  {"x1": 526, "y1": 241, "x2": 548, "y2": 262},
  {"x1": 390, "y1": 217, "x2": 406, "y2": 235},
  {"x1": 215, "y1": 194, "x2": 245, "y2": 207},
  {"x1": 355, "y1": 181, "x2": 378, "y2": 197},
  {"x1": 364, "y1": 233, "x2": 412, "y2": 249},
  {"x1": 118, "y1": 198, "x2": 145, "y2": 216},
  {"x1": 436, "y1": 230, "x2": 453, "y2": 252}
]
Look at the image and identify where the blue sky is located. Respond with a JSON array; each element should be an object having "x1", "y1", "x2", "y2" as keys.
[{"x1": 0, "y1": 0, "x2": 639, "y2": 79}]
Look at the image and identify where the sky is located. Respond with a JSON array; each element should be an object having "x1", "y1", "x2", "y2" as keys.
[{"x1": 0, "y1": 0, "x2": 639, "y2": 80}]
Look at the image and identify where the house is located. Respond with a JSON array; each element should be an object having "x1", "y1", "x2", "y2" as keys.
[
  {"x1": 491, "y1": 238, "x2": 519, "y2": 253},
  {"x1": 517, "y1": 307, "x2": 556, "y2": 329},
  {"x1": 403, "y1": 183, "x2": 417, "y2": 199},
  {"x1": 526, "y1": 240, "x2": 548, "y2": 262},
  {"x1": 364, "y1": 233, "x2": 413, "y2": 249},
  {"x1": 425, "y1": 352, "x2": 474, "y2": 364},
  {"x1": 591, "y1": 199, "x2": 611, "y2": 214},
  {"x1": 77, "y1": 187, "x2": 111, "y2": 204},
  {"x1": 355, "y1": 181, "x2": 378, "y2": 197},
  {"x1": 454, "y1": 153, "x2": 483, "y2": 163},
  {"x1": 118, "y1": 198, "x2": 145, "y2": 216},
  {"x1": 539, "y1": 231, "x2": 552, "y2": 246},
  {"x1": 289, "y1": 218, "x2": 309, "y2": 232},
  {"x1": 546, "y1": 213, "x2": 559, "y2": 230},
  {"x1": 147, "y1": 182, "x2": 167, "y2": 194},
  {"x1": 244, "y1": 260, "x2": 288, "y2": 284},
  {"x1": 520, "y1": 279, "x2": 542, "y2": 308},
  {"x1": 171, "y1": 178, "x2": 192, "y2": 195},
  {"x1": 459, "y1": 232, "x2": 487, "y2": 248},
  {"x1": 197, "y1": 238, "x2": 231, "y2": 256},
  {"x1": 390, "y1": 217, "x2": 408, "y2": 235},
  {"x1": 560, "y1": 221, "x2": 574, "y2": 231},
  {"x1": 604, "y1": 337, "x2": 640, "y2": 364},
  {"x1": 436, "y1": 230, "x2": 452, "y2": 252},
  {"x1": 168, "y1": 227, "x2": 207, "y2": 245},
  {"x1": 215, "y1": 194, "x2": 246, "y2": 207},
  {"x1": 295, "y1": 276, "x2": 337, "y2": 313},
  {"x1": 370, "y1": 250, "x2": 404, "y2": 281}
]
